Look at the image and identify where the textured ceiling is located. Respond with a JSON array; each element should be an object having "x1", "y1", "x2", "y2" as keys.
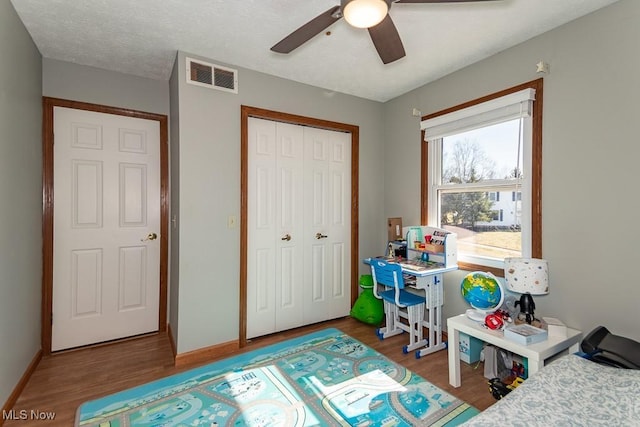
[{"x1": 11, "y1": 0, "x2": 619, "y2": 102}]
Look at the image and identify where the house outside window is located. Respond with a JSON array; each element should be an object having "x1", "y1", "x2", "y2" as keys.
[
  {"x1": 491, "y1": 209, "x2": 503, "y2": 222},
  {"x1": 420, "y1": 80, "x2": 543, "y2": 275}
]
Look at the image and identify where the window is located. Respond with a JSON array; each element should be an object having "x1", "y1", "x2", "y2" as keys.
[{"x1": 420, "y1": 80, "x2": 543, "y2": 276}]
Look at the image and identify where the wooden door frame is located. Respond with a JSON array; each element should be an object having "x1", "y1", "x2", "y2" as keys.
[
  {"x1": 41, "y1": 97, "x2": 169, "y2": 355},
  {"x1": 240, "y1": 106, "x2": 359, "y2": 347}
]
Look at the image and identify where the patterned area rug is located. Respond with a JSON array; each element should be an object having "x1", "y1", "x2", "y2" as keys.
[{"x1": 76, "y1": 328, "x2": 478, "y2": 426}]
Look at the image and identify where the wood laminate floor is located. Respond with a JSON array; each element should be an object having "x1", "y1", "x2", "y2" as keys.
[{"x1": 5, "y1": 317, "x2": 496, "y2": 426}]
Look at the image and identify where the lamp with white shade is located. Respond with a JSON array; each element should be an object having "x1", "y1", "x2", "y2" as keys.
[{"x1": 503, "y1": 258, "x2": 549, "y2": 325}]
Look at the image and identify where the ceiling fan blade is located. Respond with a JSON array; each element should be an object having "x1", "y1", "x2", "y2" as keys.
[
  {"x1": 394, "y1": 0, "x2": 498, "y2": 3},
  {"x1": 368, "y1": 14, "x2": 405, "y2": 64},
  {"x1": 271, "y1": 6, "x2": 342, "y2": 54}
]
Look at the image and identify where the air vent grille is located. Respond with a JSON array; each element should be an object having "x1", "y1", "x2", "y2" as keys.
[
  {"x1": 186, "y1": 57, "x2": 238, "y2": 94},
  {"x1": 190, "y1": 61, "x2": 212, "y2": 85},
  {"x1": 214, "y1": 68, "x2": 236, "y2": 90}
]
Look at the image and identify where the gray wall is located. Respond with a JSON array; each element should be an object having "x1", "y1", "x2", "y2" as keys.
[
  {"x1": 43, "y1": 59, "x2": 170, "y2": 115},
  {"x1": 383, "y1": 0, "x2": 639, "y2": 341},
  {"x1": 172, "y1": 51, "x2": 386, "y2": 353},
  {"x1": 0, "y1": 0, "x2": 42, "y2": 407}
]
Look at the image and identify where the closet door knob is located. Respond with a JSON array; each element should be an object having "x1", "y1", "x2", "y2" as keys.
[
  {"x1": 281, "y1": 234, "x2": 291, "y2": 241},
  {"x1": 141, "y1": 232, "x2": 158, "y2": 242},
  {"x1": 315, "y1": 233, "x2": 328, "y2": 239}
]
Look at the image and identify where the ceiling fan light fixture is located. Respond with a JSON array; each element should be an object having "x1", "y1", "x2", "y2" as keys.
[{"x1": 342, "y1": 0, "x2": 389, "y2": 29}]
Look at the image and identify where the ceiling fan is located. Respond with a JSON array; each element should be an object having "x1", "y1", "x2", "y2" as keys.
[{"x1": 271, "y1": 0, "x2": 499, "y2": 64}]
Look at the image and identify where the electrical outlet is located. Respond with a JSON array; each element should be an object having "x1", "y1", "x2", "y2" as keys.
[{"x1": 228, "y1": 215, "x2": 237, "y2": 229}]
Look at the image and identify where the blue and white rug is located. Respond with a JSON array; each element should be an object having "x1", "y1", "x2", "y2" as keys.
[{"x1": 76, "y1": 328, "x2": 478, "y2": 426}]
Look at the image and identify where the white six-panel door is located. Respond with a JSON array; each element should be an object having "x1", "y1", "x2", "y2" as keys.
[
  {"x1": 303, "y1": 126, "x2": 351, "y2": 323},
  {"x1": 247, "y1": 118, "x2": 351, "y2": 338},
  {"x1": 247, "y1": 118, "x2": 305, "y2": 338},
  {"x1": 52, "y1": 107, "x2": 160, "y2": 351}
]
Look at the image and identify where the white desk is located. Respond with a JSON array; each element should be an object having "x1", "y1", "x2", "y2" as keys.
[
  {"x1": 365, "y1": 257, "x2": 457, "y2": 358},
  {"x1": 406, "y1": 264, "x2": 458, "y2": 358},
  {"x1": 447, "y1": 314, "x2": 582, "y2": 387}
]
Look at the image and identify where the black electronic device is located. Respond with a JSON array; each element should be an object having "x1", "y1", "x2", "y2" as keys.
[
  {"x1": 581, "y1": 326, "x2": 640, "y2": 370},
  {"x1": 394, "y1": 245, "x2": 406, "y2": 259}
]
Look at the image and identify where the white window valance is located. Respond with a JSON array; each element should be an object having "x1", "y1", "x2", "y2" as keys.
[{"x1": 421, "y1": 88, "x2": 536, "y2": 141}]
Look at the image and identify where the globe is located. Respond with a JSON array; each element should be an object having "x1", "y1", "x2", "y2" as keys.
[{"x1": 460, "y1": 271, "x2": 504, "y2": 321}]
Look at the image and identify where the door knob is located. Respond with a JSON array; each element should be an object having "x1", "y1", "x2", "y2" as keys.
[
  {"x1": 281, "y1": 234, "x2": 291, "y2": 241},
  {"x1": 141, "y1": 232, "x2": 158, "y2": 242},
  {"x1": 315, "y1": 233, "x2": 328, "y2": 239}
]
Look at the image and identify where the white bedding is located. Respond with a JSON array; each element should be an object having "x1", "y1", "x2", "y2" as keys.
[{"x1": 461, "y1": 354, "x2": 640, "y2": 426}]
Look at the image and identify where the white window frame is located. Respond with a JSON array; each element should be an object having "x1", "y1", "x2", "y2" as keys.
[{"x1": 421, "y1": 88, "x2": 537, "y2": 271}]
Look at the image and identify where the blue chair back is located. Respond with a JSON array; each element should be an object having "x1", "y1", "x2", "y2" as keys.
[{"x1": 370, "y1": 260, "x2": 405, "y2": 290}]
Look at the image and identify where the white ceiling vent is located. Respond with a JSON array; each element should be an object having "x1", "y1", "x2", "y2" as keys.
[{"x1": 186, "y1": 57, "x2": 238, "y2": 94}]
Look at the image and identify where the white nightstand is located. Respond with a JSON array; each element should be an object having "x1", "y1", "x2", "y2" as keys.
[{"x1": 447, "y1": 314, "x2": 582, "y2": 388}]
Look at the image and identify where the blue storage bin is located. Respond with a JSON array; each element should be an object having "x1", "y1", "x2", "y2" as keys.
[{"x1": 459, "y1": 332, "x2": 483, "y2": 364}]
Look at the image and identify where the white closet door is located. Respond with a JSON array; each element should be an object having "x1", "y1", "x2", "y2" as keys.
[
  {"x1": 247, "y1": 118, "x2": 277, "y2": 338},
  {"x1": 247, "y1": 118, "x2": 351, "y2": 338},
  {"x1": 274, "y1": 122, "x2": 305, "y2": 332},
  {"x1": 303, "y1": 127, "x2": 351, "y2": 323},
  {"x1": 247, "y1": 118, "x2": 304, "y2": 338}
]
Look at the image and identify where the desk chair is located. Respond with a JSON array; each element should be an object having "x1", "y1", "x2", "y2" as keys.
[{"x1": 370, "y1": 259, "x2": 428, "y2": 354}]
